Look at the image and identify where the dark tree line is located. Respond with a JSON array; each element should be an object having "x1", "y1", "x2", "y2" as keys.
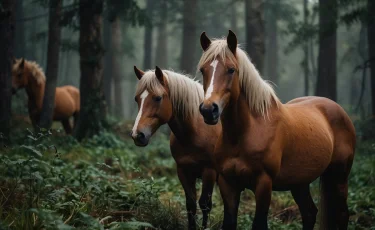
[{"x1": 1, "y1": 0, "x2": 375, "y2": 143}]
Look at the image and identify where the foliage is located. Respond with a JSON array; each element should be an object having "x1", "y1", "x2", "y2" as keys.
[
  {"x1": 1, "y1": 122, "x2": 374, "y2": 229},
  {"x1": 0, "y1": 128, "x2": 184, "y2": 229},
  {"x1": 355, "y1": 117, "x2": 375, "y2": 142}
]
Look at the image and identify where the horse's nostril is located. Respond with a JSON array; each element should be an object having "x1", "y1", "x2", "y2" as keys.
[
  {"x1": 129, "y1": 131, "x2": 133, "y2": 137},
  {"x1": 137, "y1": 132, "x2": 145, "y2": 140},
  {"x1": 199, "y1": 103, "x2": 204, "y2": 114},
  {"x1": 212, "y1": 103, "x2": 219, "y2": 115}
]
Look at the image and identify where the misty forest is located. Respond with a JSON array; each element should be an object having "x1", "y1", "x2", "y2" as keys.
[{"x1": 0, "y1": 0, "x2": 374, "y2": 229}]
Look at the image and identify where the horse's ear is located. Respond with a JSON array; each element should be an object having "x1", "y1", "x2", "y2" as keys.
[
  {"x1": 134, "y1": 66, "x2": 145, "y2": 80},
  {"x1": 20, "y1": 58, "x2": 25, "y2": 69},
  {"x1": 227, "y1": 30, "x2": 237, "y2": 55},
  {"x1": 200, "y1": 32, "x2": 211, "y2": 51},
  {"x1": 155, "y1": 66, "x2": 164, "y2": 84}
]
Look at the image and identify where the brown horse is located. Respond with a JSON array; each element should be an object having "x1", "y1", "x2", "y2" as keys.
[
  {"x1": 131, "y1": 66, "x2": 221, "y2": 229},
  {"x1": 12, "y1": 58, "x2": 80, "y2": 134},
  {"x1": 198, "y1": 31, "x2": 356, "y2": 230}
]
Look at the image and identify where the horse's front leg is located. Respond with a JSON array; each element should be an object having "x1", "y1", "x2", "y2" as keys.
[
  {"x1": 199, "y1": 167, "x2": 216, "y2": 228},
  {"x1": 218, "y1": 175, "x2": 241, "y2": 230},
  {"x1": 177, "y1": 166, "x2": 197, "y2": 230},
  {"x1": 252, "y1": 173, "x2": 272, "y2": 230}
]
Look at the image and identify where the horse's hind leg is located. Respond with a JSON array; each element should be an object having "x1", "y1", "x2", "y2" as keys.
[
  {"x1": 199, "y1": 167, "x2": 216, "y2": 228},
  {"x1": 320, "y1": 153, "x2": 353, "y2": 230},
  {"x1": 177, "y1": 166, "x2": 197, "y2": 230},
  {"x1": 328, "y1": 165, "x2": 351, "y2": 230},
  {"x1": 291, "y1": 185, "x2": 318, "y2": 230},
  {"x1": 61, "y1": 119, "x2": 72, "y2": 134},
  {"x1": 73, "y1": 112, "x2": 79, "y2": 130}
]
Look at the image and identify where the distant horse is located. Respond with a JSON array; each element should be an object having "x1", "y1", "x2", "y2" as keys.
[
  {"x1": 12, "y1": 58, "x2": 80, "y2": 134},
  {"x1": 131, "y1": 66, "x2": 221, "y2": 229},
  {"x1": 198, "y1": 31, "x2": 356, "y2": 230}
]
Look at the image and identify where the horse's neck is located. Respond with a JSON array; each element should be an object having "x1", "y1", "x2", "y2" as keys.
[
  {"x1": 220, "y1": 95, "x2": 280, "y2": 143},
  {"x1": 25, "y1": 77, "x2": 45, "y2": 110},
  {"x1": 220, "y1": 95, "x2": 252, "y2": 142},
  {"x1": 168, "y1": 113, "x2": 197, "y2": 143}
]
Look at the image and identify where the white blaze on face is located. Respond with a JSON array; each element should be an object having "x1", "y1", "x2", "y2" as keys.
[
  {"x1": 132, "y1": 90, "x2": 149, "y2": 135},
  {"x1": 205, "y1": 59, "x2": 219, "y2": 99}
]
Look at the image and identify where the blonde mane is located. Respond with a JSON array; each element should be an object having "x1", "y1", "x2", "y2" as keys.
[
  {"x1": 197, "y1": 39, "x2": 278, "y2": 116},
  {"x1": 14, "y1": 59, "x2": 46, "y2": 85},
  {"x1": 135, "y1": 70, "x2": 204, "y2": 119}
]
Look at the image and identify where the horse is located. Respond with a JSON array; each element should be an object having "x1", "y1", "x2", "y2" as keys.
[
  {"x1": 197, "y1": 30, "x2": 356, "y2": 230},
  {"x1": 12, "y1": 58, "x2": 80, "y2": 134},
  {"x1": 131, "y1": 66, "x2": 222, "y2": 229}
]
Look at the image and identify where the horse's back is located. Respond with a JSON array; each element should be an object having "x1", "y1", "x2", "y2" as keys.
[
  {"x1": 286, "y1": 96, "x2": 355, "y2": 139},
  {"x1": 286, "y1": 96, "x2": 355, "y2": 163}
]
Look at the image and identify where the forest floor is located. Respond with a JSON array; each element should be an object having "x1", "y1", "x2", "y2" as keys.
[{"x1": 0, "y1": 119, "x2": 374, "y2": 230}]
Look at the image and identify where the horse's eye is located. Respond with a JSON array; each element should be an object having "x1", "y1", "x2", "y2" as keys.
[
  {"x1": 134, "y1": 97, "x2": 137, "y2": 102},
  {"x1": 228, "y1": 68, "x2": 235, "y2": 74},
  {"x1": 200, "y1": 68, "x2": 204, "y2": 74},
  {"x1": 18, "y1": 73, "x2": 23, "y2": 79},
  {"x1": 153, "y1": 96, "x2": 162, "y2": 102}
]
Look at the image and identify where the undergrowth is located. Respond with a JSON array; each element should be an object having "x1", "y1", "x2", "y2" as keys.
[{"x1": 0, "y1": 124, "x2": 374, "y2": 230}]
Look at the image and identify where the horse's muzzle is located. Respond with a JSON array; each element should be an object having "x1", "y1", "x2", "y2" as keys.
[
  {"x1": 131, "y1": 131, "x2": 150, "y2": 147},
  {"x1": 199, "y1": 102, "x2": 220, "y2": 125}
]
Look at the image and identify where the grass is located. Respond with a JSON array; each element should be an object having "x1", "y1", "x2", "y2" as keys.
[{"x1": 0, "y1": 121, "x2": 374, "y2": 230}]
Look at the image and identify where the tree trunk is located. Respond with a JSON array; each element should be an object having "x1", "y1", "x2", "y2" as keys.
[
  {"x1": 316, "y1": 0, "x2": 337, "y2": 101},
  {"x1": 103, "y1": 17, "x2": 112, "y2": 113},
  {"x1": 266, "y1": 0, "x2": 278, "y2": 85},
  {"x1": 155, "y1": 0, "x2": 168, "y2": 69},
  {"x1": 143, "y1": 0, "x2": 153, "y2": 70},
  {"x1": 303, "y1": 0, "x2": 309, "y2": 96},
  {"x1": 180, "y1": 0, "x2": 197, "y2": 73},
  {"x1": 245, "y1": 0, "x2": 265, "y2": 74},
  {"x1": 74, "y1": 0, "x2": 105, "y2": 141},
  {"x1": 111, "y1": 17, "x2": 124, "y2": 118},
  {"x1": 368, "y1": 0, "x2": 375, "y2": 115},
  {"x1": 29, "y1": 6, "x2": 37, "y2": 61},
  {"x1": 0, "y1": 0, "x2": 15, "y2": 142},
  {"x1": 39, "y1": 0, "x2": 62, "y2": 130},
  {"x1": 14, "y1": 0, "x2": 24, "y2": 58},
  {"x1": 231, "y1": 4, "x2": 238, "y2": 33},
  {"x1": 0, "y1": 0, "x2": 15, "y2": 138}
]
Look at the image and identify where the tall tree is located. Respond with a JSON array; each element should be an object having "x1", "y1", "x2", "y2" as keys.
[
  {"x1": 111, "y1": 17, "x2": 124, "y2": 118},
  {"x1": 0, "y1": 0, "x2": 15, "y2": 141},
  {"x1": 368, "y1": 0, "x2": 375, "y2": 115},
  {"x1": 231, "y1": 4, "x2": 238, "y2": 34},
  {"x1": 154, "y1": 0, "x2": 168, "y2": 69},
  {"x1": 143, "y1": 0, "x2": 154, "y2": 70},
  {"x1": 315, "y1": 0, "x2": 337, "y2": 101},
  {"x1": 303, "y1": 0, "x2": 309, "y2": 96},
  {"x1": 265, "y1": 0, "x2": 279, "y2": 85},
  {"x1": 245, "y1": 0, "x2": 265, "y2": 74},
  {"x1": 39, "y1": 0, "x2": 62, "y2": 130},
  {"x1": 74, "y1": 0, "x2": 105, "y2": 140},
  {"x1": 14, "y1": 0, "x2": 24, "y2": 58},
  {"x1": 180, "y1": 0, "x2": 197, "y2": 73},
  {"x1": 103, "y1": 17, "x2": 113, "y2": 112}
]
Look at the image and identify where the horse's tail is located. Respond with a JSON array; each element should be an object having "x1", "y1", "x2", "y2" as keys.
[{"x1": 318, "y1": 172, "x2": 335, "y2": 230}]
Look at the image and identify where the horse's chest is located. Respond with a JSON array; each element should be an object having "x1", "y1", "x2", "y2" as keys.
[{"x1": 216, "y1": 147, "x2": 263, "y2": 188}]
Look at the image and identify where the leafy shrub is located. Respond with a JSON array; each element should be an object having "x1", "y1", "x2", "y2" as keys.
[{"x1": 0, "y1": 126, "x2": 374, "y2": 230}]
